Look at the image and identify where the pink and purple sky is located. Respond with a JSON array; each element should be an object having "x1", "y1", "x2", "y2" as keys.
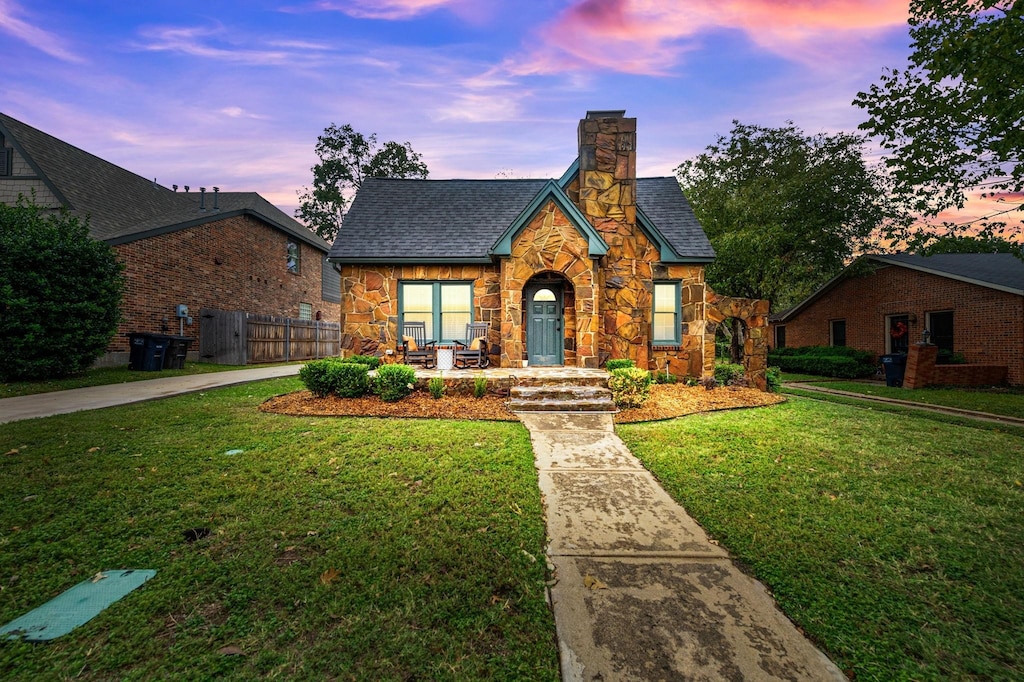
[{"x1": 4, "y1": 0, "x2": 933, "y2": 222}]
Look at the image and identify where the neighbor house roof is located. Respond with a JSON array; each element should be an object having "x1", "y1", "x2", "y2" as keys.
[
  {"x1": 329, "y1": 174, "x2": 714, "y2": 264},
  {"x1": 0, "y1": 113, "x2": 330, "y2": 252},
  {"x1": 773, "y1": 252, "x2": 1024, "y2": 322}
]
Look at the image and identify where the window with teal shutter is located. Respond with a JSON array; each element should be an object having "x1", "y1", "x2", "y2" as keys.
[{"x1": 399, "y1": 281, "x2": 473, "y2": 343}]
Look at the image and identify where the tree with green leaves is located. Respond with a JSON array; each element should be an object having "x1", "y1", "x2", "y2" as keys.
[
  {"x1": 909, "y1": 233, "x2": 1024, "y2": 257},
  {"x1": 676, "y1": 121, "x2": 890, "y2": 312},
  {"x1": 1, "y1": 198, "x2": 124, "y2": 380},
  {"x1": 855, "y1": 1, "x2": 1023, "y2": 236},
  {"x1": 296, "y1": 124, "x2": 429, "y2": 242}
]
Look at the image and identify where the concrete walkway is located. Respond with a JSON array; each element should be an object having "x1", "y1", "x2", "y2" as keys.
[
  {"x1": 0, "y1": 365, "x2": 301, "y2": 424},
  {"x1": 518, "y1": 411, "x2": 845, "y2": 682}
]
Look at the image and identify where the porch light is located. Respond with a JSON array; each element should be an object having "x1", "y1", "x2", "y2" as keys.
[{"x1": 921, "y1": 329, "x2": 931, "y2": 344}]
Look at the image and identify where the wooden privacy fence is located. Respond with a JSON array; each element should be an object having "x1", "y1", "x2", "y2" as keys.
[{"x1": 199, "y1": 309, "x2": 341, "y2": 365}]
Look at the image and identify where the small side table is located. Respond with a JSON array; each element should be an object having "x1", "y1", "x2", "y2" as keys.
[{"x1": 435, "y1": 345, "x2": 455, "y2": 371}]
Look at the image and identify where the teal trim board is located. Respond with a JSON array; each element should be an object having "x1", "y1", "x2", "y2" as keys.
[{"x1": 1, "y1": 569, "x2": 156, "y2": 642}]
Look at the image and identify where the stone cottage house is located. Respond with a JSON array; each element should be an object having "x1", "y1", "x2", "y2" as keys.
[
  {"x1": 770, "y1": 253, "x2": 1023, "y2": 386},
  {"x1": 328, "y1": 111, "x2": 768, "y2": 387},
  {"x1": 0, "y1": 113, "x2": 340, "y2": 367}
]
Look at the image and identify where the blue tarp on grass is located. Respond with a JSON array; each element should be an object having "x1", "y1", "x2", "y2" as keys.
[{"x1": 1, "y1": 569, "x2": 156, "y2": 642}]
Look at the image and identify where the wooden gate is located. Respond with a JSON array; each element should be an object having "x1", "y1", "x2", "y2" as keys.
[{"x1": 199, "y1": 309, "x2": 341, "y2": 365}]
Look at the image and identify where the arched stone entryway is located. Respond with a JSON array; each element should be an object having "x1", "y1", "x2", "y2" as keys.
[
  {"x1": 706, "y1": 292, "x2": 770, "y2": 390},
  {"x1": 499, "y1": 201, "x2": 599, "y2": 368}
]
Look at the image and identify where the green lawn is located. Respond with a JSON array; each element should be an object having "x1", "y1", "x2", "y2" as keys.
[
  {"x1": 793, "y1": 380, "x2": 1024, "y2": 419},
  {"x1": 0, "y1": 378, "x2": 559, "y2": 681},
  {"x1": 618, "y1": 398, "x2": 1024, "y2": 681},
  {"x1": 0, "y1": 363, "x2": 298, "y2": 399}
]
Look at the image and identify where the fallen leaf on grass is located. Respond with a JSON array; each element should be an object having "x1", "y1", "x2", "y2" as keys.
[
  {"x1": 91, "y1": 572, "x2": 107, "y2": 583},
  {"x1": 87, "y1": 447, "x2": 100, "y2": 453},
  {"x1": 4, "y1": 449, "x2": 19, "y2": 456},
  {"x1": 583, "y1": 574, "x2": 608, "y2": 590},
  {"x1": 218, "y1": 646, "x2": 245, "y2": 656},
  {"x1": 320, "y1": 568, "x2": 340, "y2": 585}
]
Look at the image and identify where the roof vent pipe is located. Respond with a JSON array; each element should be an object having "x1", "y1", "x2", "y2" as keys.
[
  {"x1": 213, "y1": 186, "x2": 219, "y2": 210},
  {"x1": 184, "y1": 185, "x2": 189, "y2": 193},
  {"x1": 173, "y1": 184, "x2": 178, "y2": 192},
  {"x1": 199, "y1": 187, "x2": 206, "y2": 210}
]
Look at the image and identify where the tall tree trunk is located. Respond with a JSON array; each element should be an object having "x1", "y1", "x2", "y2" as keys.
[{"x1": 730, "y1": 318, "x2": 745, "y2": 364}]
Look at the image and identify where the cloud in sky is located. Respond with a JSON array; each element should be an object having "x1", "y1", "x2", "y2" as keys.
[
  {"x1": 282, "y1": 0, "x2": 458, "y2": 20},
  {"x1": 506, "y1": 0, "x2": 908, "y2": 76},
  {"x1": 0, "y1": 0, "x2": 84, "y2": 63}
]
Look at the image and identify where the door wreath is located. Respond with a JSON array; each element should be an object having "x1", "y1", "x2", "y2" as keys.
[{"x1": 890, "y1": 321, "x2": 908, "y2": 339}]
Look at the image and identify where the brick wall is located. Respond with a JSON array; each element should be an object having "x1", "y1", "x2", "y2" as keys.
[
  {"x1": 772, "y1": 264, "x2": 1023, "y2": 385},
  {"x1": 109, "y1": 214, "x2": 339, "y2": 358}
]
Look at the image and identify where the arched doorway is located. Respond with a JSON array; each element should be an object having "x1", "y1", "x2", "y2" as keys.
[{"x1": 522, "y1": 273, "x2": 577, "y2": 367}]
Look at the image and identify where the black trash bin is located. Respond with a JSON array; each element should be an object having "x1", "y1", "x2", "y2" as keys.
[
  {"x1": 880, "y1": 353, "x2": 907, "y2": 387},
  {"x1": 162, "y1": 336, "x2": 193, "y2": 370},
  {"x1": 128, "y1": 333, "x2": 169, "y2": 371}
]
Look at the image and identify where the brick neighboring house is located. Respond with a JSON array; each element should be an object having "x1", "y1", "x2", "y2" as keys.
[
  {"x1": 328, "y1": 110, "x2": 770, "y2": 386},
  {"x1": 0, "y1": 113, "x2": 340, "y2": 367},
  {"x1": 770, "y1": 253, "x2": 1024, "y2": 386}
]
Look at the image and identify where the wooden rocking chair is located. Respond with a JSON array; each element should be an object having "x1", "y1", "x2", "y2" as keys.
[
  {"x1": 454, "y1": 322, "x2": 490, "y2": 369},
  {"x1": 401, "y1": 321, "x2": 436, "y2": 368}
]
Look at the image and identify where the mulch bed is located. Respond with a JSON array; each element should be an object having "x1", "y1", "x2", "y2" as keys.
[{"x1": 260, "y1": 384, "x2": 785, "y2": 423}]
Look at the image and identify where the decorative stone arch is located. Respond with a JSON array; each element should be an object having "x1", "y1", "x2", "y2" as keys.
[
  {"x1": 500, "y1": 200, "x2": 599, "y2": 367},
  {"x1": 706, "y1": 292, "x2": 771, "y2": 390}
]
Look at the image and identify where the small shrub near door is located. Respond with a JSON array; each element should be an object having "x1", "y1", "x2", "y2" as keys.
[
  {"x1": 428, "y1": 376, "x2": 445, "y2": 399},
  {"x1": 374, "y1": 364, "x2": 417, "y2": 402},
  {"x1": 608, "y1": 367, "x2": 653, "y2": 408},
  {"x1": 473, "y1": 375, "x2": 488, "y2": 398},
  {"x1": 342, "y1": 354, "x2": 382, "y2": 370},
  {"x1": 605, "y1": 359, "x2": 636, "y2": 371},
  {"x1": 299, "y1": 359, "x2": 341, "y2": 398},
  {"x1": 333, "y1": 362, "x2": 370, "y2": 398}
]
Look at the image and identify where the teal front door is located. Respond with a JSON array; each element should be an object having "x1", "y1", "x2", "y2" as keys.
[{"x1": 526, "y1": 284, "x2": 563, "y2": 366}]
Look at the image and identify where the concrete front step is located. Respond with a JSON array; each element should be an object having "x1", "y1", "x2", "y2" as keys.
[{"x1": 508, "y1": 384, "x2": 617, "y2": 413}]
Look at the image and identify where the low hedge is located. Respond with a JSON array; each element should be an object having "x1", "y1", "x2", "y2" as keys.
[
  {"x1": 608, "y1": 367, "x2": 653, "y2": 408},
  {"x1": 342, "y1": 354, "x2": 382, "y2": 370},
  {"x1": 299, "y1": 358, "x2": 370, "y2": 398},
  {"x1": 605, "y1": 359, "x2": 636, "y2": 371},
  {"x1": 768, "y1": 345, "x2": 877, "y2": 379}
]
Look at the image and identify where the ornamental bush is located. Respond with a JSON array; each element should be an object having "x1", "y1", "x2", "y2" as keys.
[
  {"x1": 428, "y1": 376, "x2": 445, "y2": 399},
  {"x1": 473, "y1": 375, "x2": 488, "y2": 398},
  {"x1": 605, "y1": 358, "x2": 636, "y2": 371},
  {"x1": 333, "y1": 362, "x2": 370, "y2": 398},
  {"x1": 714, "y1": 363, "x2": 745, "y2": 386},
  {"x1": 373, "y1": 364, "x2": 416, "y2": 402},
  {"x1": 0, "y1": 200, "x2": 124, "y2": 381},
  {"x1": 300, "y1": 358, "x2": 341, "y2": 397},
  {"x1": 768, "y1": 345, "x2": 876, "y2": 379},
  {"x1": 766, "y1": 366, "x2": 782, "y2": 393},
  {"x1": 342, "y1": 354, "x2": 382, "y2": 370},
  {"x1": 608, "y1": 367, "x2": 653, "y2": 408}
]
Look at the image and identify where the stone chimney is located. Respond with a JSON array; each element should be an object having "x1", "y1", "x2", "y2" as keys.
[{"x1": 577, "y1": 110, "x2": 636, "y2": 228}]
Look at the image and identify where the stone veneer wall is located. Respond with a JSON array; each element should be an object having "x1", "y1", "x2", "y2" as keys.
[
  {"x1": 501, "y1": 200, "x2": 598, "y2": 368},
  {"x1": 706, "y1": 293, "x2": 770, "y2": 391},
  {"x1": 338, "y1": 264, "x2": 503, "y2": 364}
]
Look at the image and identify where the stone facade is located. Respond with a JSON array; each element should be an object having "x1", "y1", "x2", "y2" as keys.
[{"x1": 336, "y1": 112, "x2": 770, "y2": 387}]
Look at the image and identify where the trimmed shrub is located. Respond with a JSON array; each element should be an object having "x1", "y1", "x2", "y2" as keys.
[
  {"x1": 605, "y1": 358, "x2": 636, "y2": 371},
  {"x1": 342, "y1": 354, "x2": 382, "y2": 370},
  {"x1": 714, "y1": 363, "x2": 745, "y2": 386},
  {"x1": 0, "y1": 200, "x2": 124, "y2": 380},
  {"x1": 300, "y1": 359, "x2": 341, "y2": 398},
  {"x1": 473, "y1": 375, "x2": 488, "y2": 399},
  {"x1": 653, "y1": 370, "x2": 677, "y2": 384},
  {"x1": 428, "y1": 376, "x2": 445, "y2": 399},
  {"x1": 333, "y1": 362, "x2": 370, "y2": 398},
  {"x1": 373, "y1": 364, "x2": 417, "y2": 402},
  {"x1": 766, "y1": 366, "x2": 782, "y2": 393},
  {"x1": 608, "y1": 367, "x2": 653, "y2": 408},
  {"x1": 768, "y1": 345, "x2": 876, "y2": 379}
]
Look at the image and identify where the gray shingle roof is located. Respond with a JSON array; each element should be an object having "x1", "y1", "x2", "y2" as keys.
[
  {"x1": 773, "y1": 252, "x2": 1024, "y2": 322},
  {"x1": 329, "y1": 175, "x2": 714, "y2": 262},
  {"x1": 0, "y1": 113, "x2": 330, "y2": 252},
  {"x1": 636, "y1": 177, "x2": 715, "y2": 260},
  {"x1": 872, "y1": 253, "x2": 1023, "y2": 294}
]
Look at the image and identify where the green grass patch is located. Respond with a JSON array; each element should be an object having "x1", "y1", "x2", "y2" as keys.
[
  {"x1": 780, "y1": 372, "x2": 844, "y2": 383},
  {"x1": 0, "y1": 363, "x2": 299, "y2": 399},
  {"x1": 0, "y1": 378, "x2": 558, "y2": 680},
  {"x1": 618, "y1": 399, "x2": 1024, "y2": 681},
  {"x1": 798, "y1": 380, "x2": 1024, "y2": 419}
]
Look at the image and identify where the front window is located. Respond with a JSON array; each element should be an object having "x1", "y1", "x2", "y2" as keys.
[
  {"x1": 286, "y1": 241, "x2": 300, "y2": 274},
  {"x1": 927, "y1": 310, "x2": 955, "y2": 361},
  {"x1": 652, "y1": 282, "x2": 681, "y2": 345},
  {"x1": 400, "y1": 281, "x2": 473, "y2": 343},
  {"x1": 830, "y1": 319, "x2": 846, "y2": 347},
  {"x1": 887, "y1": 314, "x2": 910, "y2": 354},
  {"x1": 775, "y1": 325, "x2": 786, "y2": 349}
]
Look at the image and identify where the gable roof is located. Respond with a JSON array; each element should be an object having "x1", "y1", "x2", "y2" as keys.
[
  {"x1": 329, "y1": 173, "x2": 714, "y2": 264},
  {"x1": 774, "y1": 252, "x2": 1024, "y2": 322},
  {"x1": 490, "y1": 180, "x2": 608, "y2": 258},
  {"x1": 0, "y1": 113, "x2": 330, "y2": 252}
]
